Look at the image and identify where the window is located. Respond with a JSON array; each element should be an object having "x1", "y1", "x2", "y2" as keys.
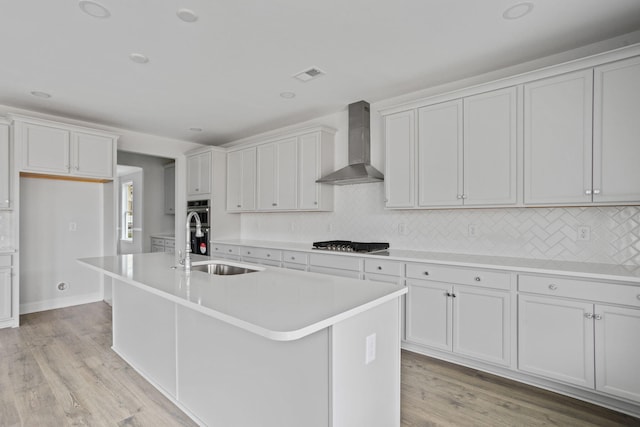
[{"x1": 121, "y1": 181, "x2": 134, "y2": 241}]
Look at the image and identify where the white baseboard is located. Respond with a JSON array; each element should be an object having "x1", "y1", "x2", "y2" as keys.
[{"x1": 20, "y1": 292, "x2": 104, "y2": 314}]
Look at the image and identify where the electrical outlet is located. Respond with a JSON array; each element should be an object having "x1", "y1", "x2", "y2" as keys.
[
  {"x1": 365, "y1": 333, "x2": 376, "y2": 365},
  {"x1": 69, "y1": 222, "x2": 77, "y2": 232},
  {"x1": 578, "y1": 226, "x2": 591, "y2": 241},
  {"x1": 398, "y1": 223, "x2": 408, "y2": 235},
  {"x1": 468, "y1": 224, "x2": 477, "y2": 237}
]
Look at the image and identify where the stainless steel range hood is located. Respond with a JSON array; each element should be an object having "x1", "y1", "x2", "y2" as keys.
[{"x1": 316, "y1": 101, "x2": 384, "y2": 185}]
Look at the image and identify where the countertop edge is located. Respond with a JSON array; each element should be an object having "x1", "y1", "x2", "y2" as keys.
[
  {"x1": 212, "y1": 239, "x2": 640, "y2": 285},
  {"x1": 78, "y1": 258, "x2": 407, "y2": 341}
]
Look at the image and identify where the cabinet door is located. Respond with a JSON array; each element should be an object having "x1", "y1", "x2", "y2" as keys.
[
  {"x1": 164, "y1": 163, "x2": 175, "y2": 214},
  {"x1": 523, "y1": 70, "x2": 593, "y2": 205},
  {"x1": 595, "y1": 304, "x2": 640, "y2": 403},
  {"x1": 0, "y1": 268, "x2": 11, "y2": 321},
  {"x1": 240, "y1": 148, "x2": 256, "y2": 211},
  {"x1": 257, "y1": 139, "x2": 296, "y2": 210},
  {"x1": 518, "y1": 295, "x2": 594, "y2": 388},
  {"x1": 21, "y1": 123, "x2": 70, "y2": 174},
  {"x1": 593, "y1": 56, "x2": 640, "y2": 203},
  {"x1": 417, "y1": 100, "x2": 463, "y2": 207},
  {"x1": 72, "y1": 132, "x2": 114, "y2": 179},
  {"x1": 298, "y1": 132, "x2": 321, "y2": 210},
  {"x1": 187, "y1": 152, "x2": 211, "y2": 196},
  {"x1": 226, "y1": 151, "x2": 242, "y2": 211},
  {"x1": 0, "y1": 124, "x2": 9, "y2": 208},
  {"x1": 384, "y1": 110, "x2": 415, "y2": 208},
  {"x1": 406, "y1": 280, "x2": 452, "y2": 351},
  {"x1": 453, "y1": 286, "x2": 511, "y2": 366},
  {"x1": 463, "y1": 87, "x2": 517, "y2": 206}
]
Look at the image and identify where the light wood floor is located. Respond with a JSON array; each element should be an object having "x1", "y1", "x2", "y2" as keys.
[{"x1": 1, "y1": 302, "x2": 638, "y2": 426}]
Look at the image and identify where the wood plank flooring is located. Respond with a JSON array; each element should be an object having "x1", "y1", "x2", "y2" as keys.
[{"x1": 0, "y1": 302, "x2": 638, "y2": 426}]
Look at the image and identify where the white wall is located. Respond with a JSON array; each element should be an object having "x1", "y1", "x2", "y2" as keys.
[{"x1": 19, "y1": 177, "x2": 104, "y2": 313}]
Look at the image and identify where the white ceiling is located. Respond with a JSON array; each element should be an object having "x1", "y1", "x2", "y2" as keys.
[{"x1": 1, "y1": 1, "x2": 640, "y2": 146}]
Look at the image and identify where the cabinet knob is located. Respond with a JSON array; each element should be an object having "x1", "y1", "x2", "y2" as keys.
[
  {"x1": 548, "y1": 284, "x2": 558, "y2": 291},
  {"x1": 637, "y1": 294, "x2": 640, "y2": 301},
  {"x1": 593, "y1": 189, "x2": 601, "y2": 195},
  {"x1": 424, "y1": 271, "x2": 429, "y2": 276},
  {"x1": 474, "y1": 276, "x2": 481, "y2": 282},
  {"x1": 595, "y1": 314, "x2": 603, "y2": 320},
  {"x1": 585, "y1": 313, "x2": 594, "y2": 319},
  {"x1": 247, "y1": 251, "x2": 251, "y2": 255},
  {"x1": 272, "y1": 203, "x2": 277, "y2": 206},
  {"x1": 195, "y1": 188, "x2": 199, "y2": 192},
  {"x1": 228, "y1": 249, "x2": 232, "y2": 252},
  {"x1": 456, "y1": 195, "x2": 462, "y2": 199},
  {"x1": 585, "y1": 189, "x2": 592, "y2": 195},
  {"x1": 314, "y1": 201, "x2": 318, "y2": 205},
  {"x1": 461, "y1": 194, "x2": 467, "y2": 199},
  {"x1": 237, "y1": 204, "x2": 241, "y2": 208},
  {"x1": 291, "y1": 256, "x2": 295, "y2": 260},
  {"x1": 377, "y1": 266, "x2": 382, "y2": 270},
  {"x1": 267, "y1": 254, "x2": 271, "y2": 257}
]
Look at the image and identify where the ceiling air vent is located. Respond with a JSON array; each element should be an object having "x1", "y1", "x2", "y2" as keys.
[{"x1": 293, "y1": 66, "x2": 326, "y2": 82}]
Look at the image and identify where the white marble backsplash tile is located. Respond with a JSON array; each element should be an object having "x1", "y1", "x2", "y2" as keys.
[{"x1": 240, "y1": 183, "x2": 640, "y2": 265}]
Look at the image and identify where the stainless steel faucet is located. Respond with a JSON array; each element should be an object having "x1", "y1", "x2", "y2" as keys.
[{"x1": 184, "y1": 211, "x2": 204, "y2": 272}]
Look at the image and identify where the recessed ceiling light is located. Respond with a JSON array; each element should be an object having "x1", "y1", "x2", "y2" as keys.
[
  {"x1": 129, "y1": 53, "x2": 149, "y2": 64},
  {"x1": 502, "y1": 2, "x2": 534, "y2": 20},
  {"x1": 189, "y1": 127, "x2": 203, "y2": 132},
  {"x1": 280, "y1": 91, "x2": 296, "y2": 99},
  {"x1": 78, "y1": 0, "x2": 111, "y2": 19},
  {"x1": 30, "y1": 91, "x2": 52, "y2": 99},
  {"x1": 177, "y1": 9, "x2": 198, "y2": 23}
]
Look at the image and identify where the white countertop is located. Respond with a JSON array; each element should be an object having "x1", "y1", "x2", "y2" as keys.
[
  {"x1": 79, "y1": 253, "x2": 406, "y2": 341},
  {"x1": 213, "y1": 239, "x2": 640, "y2": 285}
]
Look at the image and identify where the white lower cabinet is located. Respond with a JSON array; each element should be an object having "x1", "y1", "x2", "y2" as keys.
[
  {"x1": 0, "y1": 263, "x2": 11, "y2": 322},
  {"x1": 406, "y1": 264, "x2": 512, "y2": 367},
  {"x1": 308, "y1": 253, "x2": 362, "y2": 279},
  {"x1": 518, "y1": 274, "x2": 640, "y2": 403},
  {"x1": 282, "y1": 251, "x2": 309, "y2": 271}
]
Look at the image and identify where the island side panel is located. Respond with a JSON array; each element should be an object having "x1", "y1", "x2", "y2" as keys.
[
  {"x1": 331, "y1": 298, "x2": 401, "y2": 427},
  {"x1": 176, "y1": 305, "x2": 330, "y2": 427},
  {"x1": 112, "y1": 280, "x2": 177, "y2": 397}
]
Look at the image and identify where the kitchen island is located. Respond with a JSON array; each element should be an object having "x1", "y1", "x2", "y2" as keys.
[{"x1": 79, "y1": 252, "x2": 407, "y2": 427}]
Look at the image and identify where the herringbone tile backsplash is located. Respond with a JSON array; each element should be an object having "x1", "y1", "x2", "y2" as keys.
[{"x1": 241, "y1": 183, "x2": 640, "y2": 265}]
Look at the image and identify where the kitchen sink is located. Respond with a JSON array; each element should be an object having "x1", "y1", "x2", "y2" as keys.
[{"x1": 191, "y1": 261, "x2": 262, "y2": 275}]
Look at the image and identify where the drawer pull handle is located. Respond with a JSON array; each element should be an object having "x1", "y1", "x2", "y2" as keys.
[
  {"x1": 585, "y1": 313, "x2": 594, "y2": 319},
  {"x1": 424, "y1": 271, "x2": 430, "y2": 276},
  {"x1": 548, "y1": 284, "x2": 558, "y2": 291},
  {"x1": 377, "y1": 266, "x2": 383, "y2": 270},
  {"x1": 474, "y1": 276, "x2": 481, "y2": 282}
]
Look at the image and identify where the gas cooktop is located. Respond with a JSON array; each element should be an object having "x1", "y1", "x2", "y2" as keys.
[{"x1": 312, "y1": 240, "x2": 390, "y2": 253}]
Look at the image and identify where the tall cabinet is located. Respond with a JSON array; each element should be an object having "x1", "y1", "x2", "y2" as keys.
[{"x1": 0, "y1": 121, "x2": 10, "y2": 209}]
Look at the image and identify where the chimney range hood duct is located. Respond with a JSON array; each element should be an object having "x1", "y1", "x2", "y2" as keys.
[{"x1": 316, "y1": 100, "x2": 384, "y2": 185}]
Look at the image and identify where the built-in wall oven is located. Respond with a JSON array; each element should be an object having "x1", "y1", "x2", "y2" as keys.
[{"x1": 187, "y1": 199, "x2": 210, "y2": 256}]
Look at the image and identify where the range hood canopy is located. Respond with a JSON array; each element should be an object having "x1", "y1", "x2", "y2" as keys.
[{"x1": 316, "y1": 100, "x2": 384, "y2": 185}]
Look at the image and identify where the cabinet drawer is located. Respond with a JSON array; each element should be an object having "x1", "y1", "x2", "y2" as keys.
[
  {"x1": 406, "y1": 263, "x2": 511, "y2": 290},
  {"x1": 309, "y1": 253, "x2": 362, "y2": 272},
  {"x1": 364, "y1": 272, "x2": 404, "y2": 286},
  {"x1": 0, "y1": 255, "x2": 10, "y2": 268},
  {"x1": 519, "y1": 274, "x2": 640, "y2": 308},
  {"x1": 164, "y1": 239, "x2": 175, "y2": 248},
  {"x1": 241, "y1": 247, "x2": 282, "y2": 261},
  {"x1": 283, "y1": 251, "x2": 308, "y2": 265},
  {"x1": 151, "y1": 238, "x2": 165, "y2": 247},
  {"x1": 309, "y1": 266, "x2": 361, "y2": 279},
  {"x1": 211, "y1": 244, "x2": 239, "y2": 257},
  {"x1": 364, "y1": 259, "x2": 404, "y2": 276}
]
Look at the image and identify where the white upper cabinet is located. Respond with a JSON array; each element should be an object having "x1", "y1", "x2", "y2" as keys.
[
  {"x1": 384, "y1": 110, "x2": 416, "y2": 208},
  {"x1": 187, "y1": 151, "x2": 211, "y2": 197},
  {"x1": 226, "y1": 147, "x2": 256, "y2": 212},
  {"x1": 14, "y1": 116, "x2": 117, "y2": 180},
  {"x1": 385, "y1": 87, "x2": 517, "y2": 209},
  {"x1": 227, "y1": 128, "x2": 334, "y2": 213},
  {"x1": 524, "y1": 70, "x2": 593, "y2": 205},
  {"x1": 164, "y1": 163, "x2": 175, "y2": 214},
  {"x1": 0, "y1": 123, "x2": 10, "y2": 209},
  {"x1": 417, "y1": 100, "x2": 463, "y2": 207},
  {"x1": 257, "y1": 138, "x2": 297, "y2": 210},
  {"x1": 593, "y1": 56, "x2": 640, "y2": 203},
  {"x1": 298, "y1": 132, "x2": 333, "y2": 211},
  {"x1": 463, "y1": 87, "x2": 517, "y2": 206}
]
